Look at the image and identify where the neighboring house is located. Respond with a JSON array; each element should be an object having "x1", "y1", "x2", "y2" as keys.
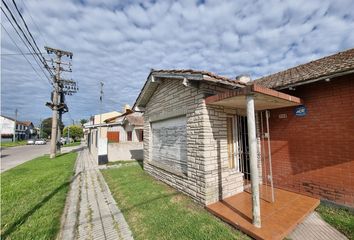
[
  {"x1": 255, "y1": 48, "x2": 354, "y2": 208},
  {"x1": 133, "y1": 68, "x2": 300, "y2": 216},
  {"x1": 0, "y1": 115, "x2": 36, "y2": 141},
  {"x1": 17, "y1": 121, "x2": 36, "y2": 140},
  {"x1": 0, "y1": 115, "x2": 15, "y2": 141},
  {"x1": 133, "y1": 48, "x2": 354, "y2": 223},
  {"x1": 85, "y1": 111, "x2": 121, "y2": 163},
  {"x1": 104, "y1": 109, "x2": 144, "y2": 161}
]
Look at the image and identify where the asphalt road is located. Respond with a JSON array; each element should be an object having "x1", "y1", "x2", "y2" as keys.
[{"x1": 0, "y1": 144, "x2": 51, "y2": 173}]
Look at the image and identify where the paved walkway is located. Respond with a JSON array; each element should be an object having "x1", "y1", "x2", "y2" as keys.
[
  {"x1": 289, "y1": 212, "x2": 348, "y2": 240},
  {"x1": 59, "y1": 149, "x2": 133, "y2": 240}
]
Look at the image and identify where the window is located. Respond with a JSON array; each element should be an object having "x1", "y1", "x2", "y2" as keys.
[
  {"x1": 138, "y1": 129, "x2": 143, "y2": 142},
  {"x1": 227, "y1": 116, "x2": 236, "y2": 169},
  {"x1": 151, "y1": 116, "x2": 187, "y2": 174},
  {"x1": 107, "y1": 131, "x2": 119, "y2": 143},
  {"x1": 95, "y1": 131, "x2": 98, "y2": 147},
  {"x1": 127, "y1": 131, "x2": 132, "y2": 141}
]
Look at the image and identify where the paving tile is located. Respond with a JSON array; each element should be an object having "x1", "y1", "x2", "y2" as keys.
[
  {"x1": 288, "y1": 212, "x2": 348, "y2": 240},
  {"x1": 59, "y1": 149, "x2": 134, "y2": 240}
]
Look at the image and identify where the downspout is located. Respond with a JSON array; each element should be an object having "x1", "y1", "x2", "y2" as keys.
[{"x1": 246, "y1": 94, "x2": 261, "y2": 228}]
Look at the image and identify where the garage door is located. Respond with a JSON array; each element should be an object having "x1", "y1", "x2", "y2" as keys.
[{"x1": 151, "y1": 116, "x2": 187, "y2": 174}]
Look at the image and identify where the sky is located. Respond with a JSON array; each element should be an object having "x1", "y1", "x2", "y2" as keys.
[{"x1": 1, "y1": 0, "x2": 354, "y2": 125}]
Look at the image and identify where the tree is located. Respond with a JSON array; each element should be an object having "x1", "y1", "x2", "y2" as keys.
[
  {"x1": 80, "y1": 119, "x2": 88, "y2": 126},
  {"x1": 41, "y1": 118, "x2": 64, "y2": 139},
  {"x1": 63, "y1": 125, "x2": 83, "y2": 141}
]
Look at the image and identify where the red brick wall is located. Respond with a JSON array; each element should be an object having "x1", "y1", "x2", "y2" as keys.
[{"x1": 266, "y1": 74, "x2": 354, "y2": 207}]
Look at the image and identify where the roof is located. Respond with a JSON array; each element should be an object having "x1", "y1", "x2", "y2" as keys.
[
  {"x1": 256, "y1": 48, "x2": 354, "y2": 89},
  {"x1": 0, "y1": 116, "x2": 33, "y2": 126},
  {"x1": 205, "y1": 83, "x2": 302, "y2": 110},
  {"x1": 105, "y1": 109, "x2": 133, "y2": 123},
  {"x1": 151, "y1": 69, "x2": 242, "y2": 85},
  {"x1": 1, "y1": 115, "x2": 15, "y2": 121},
  {"x1": 134, "y1": 69, "x2": 246, "y2": 109},
  {"x1": 125, "y1": 113, "x2": 144, "y2": 126},
  {"x1": 18, "y1": 121, "x2": 33, "y2": 126}
]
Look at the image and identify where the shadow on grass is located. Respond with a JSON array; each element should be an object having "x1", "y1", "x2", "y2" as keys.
[
  {"x1": 136, "y1": 160, "x2": 143, "y2": 169},
  {"x1": 1, "y1": 172, "x2": 81, "y2": 239}
]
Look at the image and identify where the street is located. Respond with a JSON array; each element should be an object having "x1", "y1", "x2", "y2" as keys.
[
  {"x1": 1, "y1": 144, "x2": 50, "y2": 173},
  {"x1": 0, "y1": 144, "x2": 83, "y2": 173}
]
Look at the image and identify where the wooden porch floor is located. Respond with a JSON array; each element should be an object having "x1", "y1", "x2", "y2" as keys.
[{"x1": 206, "y1": 185, "x2": 320, "y2": 240}]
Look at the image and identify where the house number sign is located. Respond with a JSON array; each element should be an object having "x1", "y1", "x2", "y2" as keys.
[{"x1": 294, "y1": 105, "x2": 307, "y2": 117}]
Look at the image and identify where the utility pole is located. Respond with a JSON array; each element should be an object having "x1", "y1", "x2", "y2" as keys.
[
  {"x1": 45, "y1": 46, "x2": 75, "y2": 158},
  {"x1": 99, "y1": 81, "x2": 103, "y2": 138},
  {"x1": 97, "y1": 81, "x2": 108, "y2": 165},
  {"x1": 39, "y1": 118, "x2": 42, "y2": 139},
  {"x1": 13, "y1": 109, "x2": 18, "y2": 142}
]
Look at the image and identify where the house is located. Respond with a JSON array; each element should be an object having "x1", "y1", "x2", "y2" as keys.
[
  {"x1": 0, "y1": 115, "x2": 36, "y2": 141},
  {"x1": 133, "y1": 48, "x2": 354, "y2": 233},
  {"x1": 255, "y1": 48, "x2": 354, "y2": 208},
  {"x1": 104, "y1": 107, "x2": 144, "y2": 161},
  {"x1": 85, "y1": 111, "x2": 121, "y2": 164},
  {"x1": 17, "y1": 121, "x2": 36, "y2": 140}
]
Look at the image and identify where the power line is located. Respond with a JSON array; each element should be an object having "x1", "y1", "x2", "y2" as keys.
[
  {"x1": 1, "y1": 23, "x2": 51, "y2": 86},
  {"x1": 10, "y1": 0, "x2": 50, "y2": 71},
  {"x1": 1, "y1": 52, "x2": 49, "y2": 56},
  {"x1": 19, "y1": 0, "x2": 48, "y2": 46},
  {"x1": 1, "y1": 0, "x2": 53, "y2": 78},
  {"x1": 1, "y1": 7, "x2": 53, "y2": 84}
]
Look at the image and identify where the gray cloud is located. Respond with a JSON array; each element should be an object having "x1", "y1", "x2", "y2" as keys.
[{"x1": 1, "y1": 0, "x2": 353, "y2": 125}]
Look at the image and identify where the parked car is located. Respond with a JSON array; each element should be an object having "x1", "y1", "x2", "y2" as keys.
[
  {"x1": 34, "y1": 139, "x2": 47, "y2": 145},
  {"x1": 27, "y1": 139, "x2": 35, "y2": 145}
]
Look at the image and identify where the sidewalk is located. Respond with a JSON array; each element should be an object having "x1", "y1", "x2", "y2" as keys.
[
  {"x1": 288, "y1": 212, "x2": 348, "y2": 240},
  {"x1": 59, "y1": 149, "x2": 133, "y2": 240}
]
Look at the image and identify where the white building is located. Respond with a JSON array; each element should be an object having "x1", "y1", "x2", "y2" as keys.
[{"x1": 0, "y1": 115, "x2": 36, "y2": 141}]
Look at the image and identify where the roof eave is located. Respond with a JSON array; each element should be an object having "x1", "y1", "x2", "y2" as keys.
[
  {"x1": 277, "y1": 68, "x2": 354, "y2": 90},
  {"x1": 133, "y1": 71, "x2": 244, "y2": 111}
]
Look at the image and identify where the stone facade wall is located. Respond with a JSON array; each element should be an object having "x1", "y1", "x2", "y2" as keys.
[
  {"x1": 143, "y1": 79, "x2": 262, "y2": 205},
  {"x1": 144, "y1": 79, "x2": 207, "y2": 204},
  {"x1": 200, "y1": 83, "x2": 262, "y2": 204},
  {"x1": 202, "y1": 104, "x2": 245, "y2": 204}
]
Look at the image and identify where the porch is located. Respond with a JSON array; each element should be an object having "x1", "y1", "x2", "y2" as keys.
[{"x1": 207, "y1": 185, "x2": 320, "y2": 240}]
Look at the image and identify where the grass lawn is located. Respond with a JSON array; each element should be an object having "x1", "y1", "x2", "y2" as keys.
[
  {"x1": 106, "y1": 160, "x2": 142, "y2": 166},
  {"x1": 316, "y1": 203, "x2": 354, "y2": 239},
  {"x1": 1, "y1": 140, "x2": 27, "y2": 148},
  {"x1": 63, "y1": 141, "x2": 81, "y2": 147},
  {"x1": 102, "y1": 164, "x2": 250, "y2": 240},
  {"x1": 1, "y1": 152, "x2": 77, "y2": 240}
]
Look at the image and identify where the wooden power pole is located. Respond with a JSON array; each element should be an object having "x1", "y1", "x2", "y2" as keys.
[{"x1": 45, "y1": 46, "x2": 76, "y2": 159}]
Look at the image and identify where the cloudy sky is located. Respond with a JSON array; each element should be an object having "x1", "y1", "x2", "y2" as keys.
[{"x1": 1, "y1": 0, "x2": 354, "y2": 125}]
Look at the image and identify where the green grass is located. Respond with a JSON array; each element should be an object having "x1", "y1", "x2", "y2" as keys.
[
  {"x1": 1, "y1": 140, "x2": 27, "y2": 148},
  {"x1": 316, "y1": 203, "x2": 354, "y2": 239},
  {"x1": 63, "y1": 141, "x2": 81, "y2": 147},
  {"x1": 102, "y1": 164, "x2": 249, "y2": 240},
  {"x1": 106, "y1": 160, "x2": 142, "y2": 166},
  {"x1": 1, "y1": 152, "x2": 77, "y2": 240}
]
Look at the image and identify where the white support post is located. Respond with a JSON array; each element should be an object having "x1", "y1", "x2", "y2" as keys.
[{"x1": 246, "y1": 95, "x2": 261, "y2": 228}]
